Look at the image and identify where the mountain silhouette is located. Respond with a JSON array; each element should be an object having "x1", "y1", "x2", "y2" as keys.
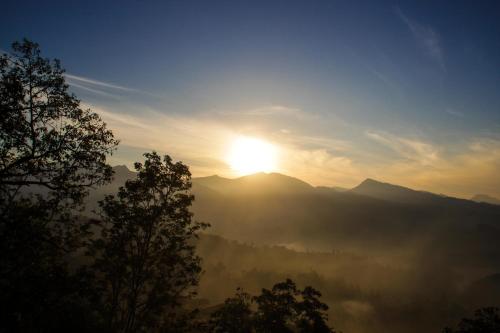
[
  {"x1": 350, "y1": 178, "x2": 448, "y2": 205},
  {"x1": 471, "y1": 194, "x2": 500, "y2": 206},
  {"x1": 88, "y1": 166, "x2": 500, "y2": 253},
  {"x1": 193, "y1": 172, "x2": 313, "y2": 195}
]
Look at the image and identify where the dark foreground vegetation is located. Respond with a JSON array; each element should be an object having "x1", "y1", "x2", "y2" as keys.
[{"x1": 0, "y1": 40, "x2": 498, "y2": 332}]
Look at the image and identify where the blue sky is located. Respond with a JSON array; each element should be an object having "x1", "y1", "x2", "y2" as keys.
[{"x1": 2, "y1": 0, "x2": 500, "y2": 197}]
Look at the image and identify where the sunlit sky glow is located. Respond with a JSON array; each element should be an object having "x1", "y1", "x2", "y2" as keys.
[
  {"x1": 2, "y1": 1, "x2": 500, "y2": 198},
  {"x1": 227, "y1": 136, "x2": 278, "y2": 175}
]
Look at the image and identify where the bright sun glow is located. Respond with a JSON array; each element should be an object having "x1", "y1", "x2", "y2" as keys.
[{"x1": 227, "y1": 136, "x2": 278, "y2": 175}]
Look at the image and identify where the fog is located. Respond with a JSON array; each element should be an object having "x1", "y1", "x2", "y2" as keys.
[{"x1": 85, "y1": 167, "x2": 500, "y2": 332}]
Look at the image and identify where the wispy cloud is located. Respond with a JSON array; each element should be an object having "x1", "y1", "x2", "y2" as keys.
[
  {"x1": 67, "y1": 81, "x2": 121, "y2": 99},
  {"x1": 366, "y1": 130, "x2": 440, "y2": 166},
  {"x1": 363, "y1": 130, "x2": 500, "y2": 198},
  {"x1": 445, "y1": 107, "x2": 464, "y2": 118},
  {"x1": 346, "y1": 46, "x2": 402, "y2": 93},
  {"x1": 395, "y1": 7, "x2": 445, "y2": 71},
  {"x1": 283, "y1": 148, "x2": 363, "y2": 187},
  {"x1": 216, "y1": 105, "x2": 313, "y2": 119},
  {"x1": 367, "y1": 67, "x2": 396, "y2": 89},
  {"x1": 85, "y1": 103, "x2": 237, "y2": 176},
  {"x1": 64, "y1": 74, "x2": 137, "y2": 92},
  {"x1": 64, "y1": 73, "x2": 166, "y2": 103}
]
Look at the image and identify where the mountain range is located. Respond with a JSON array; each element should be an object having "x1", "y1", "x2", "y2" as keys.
[{"x1": 87, "y1": 166, "x2": 500, "y2": 253}]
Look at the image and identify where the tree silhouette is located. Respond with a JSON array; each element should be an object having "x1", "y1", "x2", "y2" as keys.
[
  {"x1": 253, "y1": 279, "x2": 299, "y2": 333},
  {"x1": 89, "y1": 152, "x2": 208, "y2": 332},
  {"x1": 0, "y1": 39, "x2": 117, "y2": 332},
  {"x1": 443, "y1": 307, "x2": 500, "y2": 333},
  {"x1": 209, "y1": 288, "x2": 254, "y2": 333},
  {"x1": 0, "y1": 39, "x2": 117, "y2": 214},
  {"x1": 209, "y1": 279, "x2": 336, "y2": 333},
  {"x1": 294, "y1": 286, "x2": 334, "y2": 333}
]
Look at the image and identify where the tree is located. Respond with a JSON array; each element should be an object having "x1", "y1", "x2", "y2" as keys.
[
  {"x1": 0, "y1": 39, "x2": 118, "y2": 332},
  {"x1": 89, "y1": 152, "x2": 208, "y2": 333},
  {"x1": 209, "y1": 289, "x2": 254, "y2": 333},
  {"x1": 443, "y1": 307, "x2": 500, "y2": 333},
  {"x1": 294, "y1": 286, "x2": 333, "y2": 333},
  {"x1": 0, "y1": 39, "x2": 118, "y2": 215},
  {"x1": 254, "y1": 279, "x2": 334, "y2": 333},
  {"x1": 253, "y1": 279, "x2": 299, "y2": 333},
  {"x1": 208, "y1": 279, "x2": 336, "y2": 333}
]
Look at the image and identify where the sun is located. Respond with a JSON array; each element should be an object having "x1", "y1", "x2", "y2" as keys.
[{"x1": 227, "y1": 136, "x2": 278, "y2": 175}]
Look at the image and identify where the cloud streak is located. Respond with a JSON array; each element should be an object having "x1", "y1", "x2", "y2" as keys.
[
  {"x1": 445, "y1": 107, "x2": 464, "y2": 118},
  {"x1": 67, "y1": 81, "x2": 121, "y2": 99},
  {"x1": 65, "y1": 74, "x2": 138, "y2": 92},
  {"x1": 396, "y1": 7, "x2": 445, "y2": 71},
  {"x1": 64, "y1": 73, "x2": 164, "y2": 102}
]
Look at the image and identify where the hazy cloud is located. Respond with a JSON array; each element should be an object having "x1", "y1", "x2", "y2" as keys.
[
  {"x1": 283, "y1": 148, "x2": 363, "y2": 188},
  {"x1": 364, "y1": 130, "x2": 500, "y2": 198}
]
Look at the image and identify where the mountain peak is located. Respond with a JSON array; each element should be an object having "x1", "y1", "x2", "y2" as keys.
[
  {"x1": 236, "y1": 172, "x2": 313, "y2": 189},
  {"x1": 354, "y1": 178, "x2": 401, "y2": 190},
  {"x1": 358, "y1": 178, "x2": 385, "y2": 186},
  {"x1": 111, "y1": 165, "x2": 136, "y2": 183},
  {"x1": 238, "y1": 171, "x2": 309, "y2": 182},
  {"x1": 195, "y1": 174, "x2": 228, "y2": 181},
  {"x1": 193, "y1": 172, "x2": 312, "y2": 195},
  {"x1": 351, "y1": 178, "x2": 440, "y2": 204},
  {"x1": 113, "y1": 164, "x2": 131, "y2": 172}
]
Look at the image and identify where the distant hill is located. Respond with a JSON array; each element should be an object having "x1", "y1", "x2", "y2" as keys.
[
  {"x1": 87, "y1": 167, "x2": 500, "y2": 254},
  {"x1": 350, "y1": 178, "x2": 447, "y2": 205},
  {"x1": 85, "y1": 165, "x2": 136, "y2": 213},
  {"x1": 193, "y1": 172, "x2": 313, "y2": 195},
  {"x1": 190, "y1": 173, "x2": 500, "y2": 252},
  {"x1": 471, "y1": 194, "x2": 500, "y2": 205}
]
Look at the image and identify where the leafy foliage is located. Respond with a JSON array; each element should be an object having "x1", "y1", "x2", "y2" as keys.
[
  {"x1": 0, "y1": 39, "x2": 118, "y2": 214},
  {"x1": 209, "y1": 279, "x2": 336, "y2": 333},
  {"x1": 209, "y1": 289, "x2": 254, "y2": 333},
  {"x1": 89, "y1": 152, "x2": 208, "y2": 332}
]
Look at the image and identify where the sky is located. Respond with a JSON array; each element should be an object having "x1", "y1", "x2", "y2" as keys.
[{"x1": 2, "y1": 0, "x2": 500, "y2": 198}]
